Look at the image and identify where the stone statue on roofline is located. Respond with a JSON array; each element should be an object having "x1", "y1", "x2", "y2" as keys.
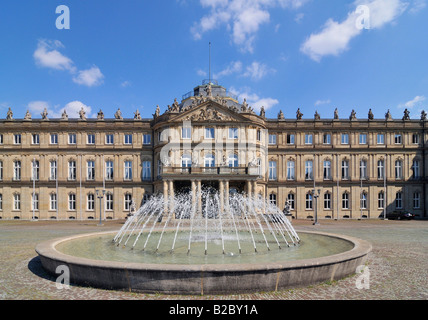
[
  {"x1": 24, "y1": 110, "x2": 32, "y2": 121},
  {"x1": 278, "y1": 110, "x2": 285, "y2": 120},
  {"x1": 349, "y1": 109, "x2": 357, "y2": 121},
  {"x1": 296, "y1": 108, "x2": 303, "y2": 120},
  {"x1": 6, "y1": 107, "x2": 13, "y2": 120},
  {"x1": 368, "y1": 109, "x2": 374, "y2": 121},
  {"x1": 41, "y1": 108, "x2": 49, "y2": 121},
  {"x1": 385, "y1": 109, "x2": 392, "y2": 121},
  {"x1": 97, "y1": 109, "x2": 104, "y2": 120},
  {"x1": 314, "y1": 111, "x2": 321, "y2": 121},
  {"x1": 153, "y1": 105, "x2": 161, "y2": 119},
  {"x1": 134, "y1": 109, "x2": 142, "y2": 120},
  {"x1": 260, "y1": 106, "x2": 266, "y2": 118},
  {"x1": 115, "y1": 108, "x2": 123, "y2": 120},
  {"x1": 79, "y1": 107, "x2": 86, "y2": 121},
  {"x1": 334, "y1": 108, "x2": 339, "y2": 120},
  {"x1": 421, "y1": 110, "x2": 427, "y2": 121},
  {"x1": 61, "y1": 110, "x2": 68, "y2": 121},
  {"x1": 403, "y1": 109, "x2": 410, "y2": 121}
]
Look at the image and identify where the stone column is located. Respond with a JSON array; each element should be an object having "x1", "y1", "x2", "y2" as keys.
[
  {"x1": 219, "y1": 180, "x2": 224, "y2": 212},
  {"x1": 225, "y1": 180, "x2": 230, "y2": 212},
  {"x1": 247, "y1": 180, "x2": 252, "y2": 199},
  {"x1": 169, "y1": 180, "x2": 174, "y2": 215},
  {"x1": 163, "y1": 180, "x2": 168, "y2": 214}
]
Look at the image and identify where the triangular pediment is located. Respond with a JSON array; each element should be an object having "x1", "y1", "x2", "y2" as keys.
[{"x1": 169, "y1": 100, "x2": 250, "y2": 123}]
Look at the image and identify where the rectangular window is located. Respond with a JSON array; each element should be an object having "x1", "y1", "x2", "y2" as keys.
[
  {"x1": 124, "y1": 134, "x2": 133, "y2": 145},
  {"x1": 287, "y1": 161, "x2": 295, "y2": 180},
  {"x1": 106, "y1": 193, "x2": 114, "y2": 211},
  {"x1": 50, "y1": 193, "x2": 57, "y2": 211},
  {"x1": 106, "y1": 134, "x2": 114, "y2": 145},
  {"x1": 87, "y1": 161, "x2": 95, "y2": 180},
  {"x1": 14, "y1": 194, "x2": 21, "y2": 210},
  {"x1": 87, "y1": 194, "x2": 95, "y2": 211},
  {"x1": 323, "y1": 161, "x2": 331, "y2": 180},
  {"x1": 378, "y1": 192, "x2": 385, "y2": 209},
  {"x1": 395, "y1": 160, "x2": 403, "y2": 179},
  {"x1": 395, "y1": 134, "x2": 402, "y2": 144},
  {"x1": 342, "y1": 193, "x2": 349, "y2": 210},
  {"x1": 68, "y1": 134, "x2": 77, "y2": 145},
  {"x1": 287, "y1": 134, "x2": 295, "y2": 145},
  {"x1": 14, "y1": 134, "x2": 21, "y2": 145},
  {"x1": 256, "y1": 130, "x2": 261, "y2": 142},
  {"x1": 413, "y1": 160, "x2": 420, "y2": 179},
  {"x1": 124, "y1": 194, "x2": 132, "y2": 211},
  {"x1": 69, "y1": 194, "x2": 76, "y2": 211},
  {"x1": 106, "y1": 161, "x2": 114, "y2": 180},
  {"x1": 124, "y1": 161, "x2": 133, "y2": 180},
  {"x1": 378, "y1": 160, "x2": 385, "y2": 179},
  {"x1": 32, "y1": 160, "x2": 40, "y2": 181},
  {"x1": 0, "y1": 194, "x2": 2, "y2": 211},
  {"x1": 395, "y1": 192, "x2": 403, "y2": 209},
  {"x1": 323, "y1": 134, "x2": 331, "y2": 145},
  {"x1": 361, "y1": 193, "x2": 368, "y2": 210},
  {"x1": 324, "y1": 193, "x2": 331, "y2": 210},
  {"x1": 360, "y1": 160, "x2": 367, "y2": 180},
  {"x1": 182, "y1": 127, "x2": 191, "y2": 140},
  {"x1": 269, "y1": 161, "x2": 277, "y2": 181},
  {"x1": 13, "y1": 161, "x2": 21, "y2": 181},
  {"x1": 50, "y1": 161, "x2": 57, "y2": 180},
  {"x1": 377, "y1": 134, "x2": 385, "y2": 145},
  {"x1": 0, "y1": 161, "x2": 3, "y2": 181},
  {"x1": 341, "y1": 134, "x2": 349, "y2": 145},
  {"x1": 306, "y1": 193, "x2": 313, "y2": 210},
  {"x1": 305, "y1": 134, "x2": 313, "y2": 145},
  {"x1": 50, "y1": 134, "x2": 58, "y2": 145},
  {"x1": 68, "y1": 161, "x2": 77, "y2": 180},
  {"x1": 269, "y1": 134, "x2": 277, "y2": 145},
  {"x1": 31, "y1": 193, "x2": 39, "y2": 211},
  {"x1": 413, "y1": 193, "x2": 421, "y2": 209},
  {"x1": 87, "y1": 134, "x2": 95, "y2": 145},
  {"x1": 342, "y1": 160, "x2": 349, "y2": 180},
  {"x1": 229, "y1": 128, "x2": 238, "y2": 139},
  {"x1": 32, "y1": 134, "x2": 40, "y2": 145},
  {"x1": 143, "y1": 134, "x2": 152, "y2": 145},
  {"x1": 205, "y1": 128, "x2": 215, "y2": 139},
  {"x1": 0, "y1": 134, "x2": 3, "y2": 145},
  {"x1": 142, "y1": 161, "x2": 151, "y2": 181},
  {"x1": 305, "y1": 161, "x2": 313, "y2": 180},
  {"x1": 359, "y1": 134, "x2": 367, "y2": 145},
  {"x1": 287, "y1": 193, "x2": 295, "y2": 210},
  {"x1": 412, "y1": 134, "x2": 420, "y2": 144}
]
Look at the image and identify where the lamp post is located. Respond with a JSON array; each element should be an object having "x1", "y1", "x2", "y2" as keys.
[
  {"x1": 312, "y1": 189, "x2": 320, "y2": 226},
  {"x1": 96, "y1": 189, "x2": 105, "y2": 226}
]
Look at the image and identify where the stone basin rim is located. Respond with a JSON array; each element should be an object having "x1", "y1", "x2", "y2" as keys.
[{"x1": 35, "y1": 230, "x2": 372, "y2": 272}]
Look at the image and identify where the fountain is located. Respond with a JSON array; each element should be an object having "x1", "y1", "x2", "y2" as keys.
[{"x1": 36, "y1": 190, "x2": 372, "y2": 295}]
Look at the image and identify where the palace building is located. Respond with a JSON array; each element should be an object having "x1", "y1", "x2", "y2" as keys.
[{"x1": 0, "y1": 80, "x2": 427, "y2": 220}]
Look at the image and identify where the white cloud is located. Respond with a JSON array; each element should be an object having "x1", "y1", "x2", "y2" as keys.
[
  {"x1": 301, "y1": 0, "x2": 408, "y2": 62},
  {"x1": 64, "y1": 101, "x2": 94, "y2": 118},
  {"x1": 27, "y1": 100, "x2": 93, "y2": 119},
  {"x1": 315, "y1": 99, "x2": 331, "y2": 106},
  {"x1": 399, "y1": 95, "x2": 426, "y2": 109},
  {"x1": 33, "y1": 39, "x2": 75, "y2": 72},
  {"x1": 120, "y1": 81, "x2": 132, "y2": 88},
  {"x1": 243, "y1": 61, "x2": 275, "y2": 81},
  {"x1": 33, "y1": 39, "x2": 104, "y2": 87},
  {"x1": 214, "y1": 61, "x2": 243, "y2": 78},
  {"x1": 409, "y1": 0, "x2": 426, "y2": 13},
  {"x1": 72, "y1": 66, "x2": 104, "y2": 87},
  {"x1": 192, "y1": 0, "x2": 309, "y2": 53},
  {"x1": 229, "y1": 86, "x2": 279, "y2": 111}
]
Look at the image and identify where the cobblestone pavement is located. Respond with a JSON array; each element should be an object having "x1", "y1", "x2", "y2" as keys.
[{"x1": 0, "y1": 219, "x2": 427, "y2": 300}]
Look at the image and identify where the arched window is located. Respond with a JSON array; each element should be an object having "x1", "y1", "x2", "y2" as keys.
[
  {"x1": 342, "y1": 192, "x2": 349, "y2": 210},
  {"x1": 287, "y1": 193, "x2": 295, "y2": 210},
  {"x1": 324, "y1": 192, "x2": 331, "y2": 210},
  {"x1": 306, "y1": 193, "x2": 313, "y2": 210},
  {"x1": 269, "y1": 193, "x2": 277, "y2": 206},
  {"x1": 361, "y1": 192, "x2": 368, "y2": 209},
  {"x1": 204, "y1": 154, "x2": 215, "y2": 168},
  {"x1": 228, "y1": 154, "x2": 239, "y2": 168},
  {"x1": 182, "y1": 154, "x2": 192, "y2": 168},
  {"x1": 124, "y1": 193, "x2": 132, "y2": 211}
]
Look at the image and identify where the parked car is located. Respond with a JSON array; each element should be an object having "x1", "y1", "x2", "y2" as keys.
[{"x1": 379, "y1": 211, "x2": 415, "y2": 220}]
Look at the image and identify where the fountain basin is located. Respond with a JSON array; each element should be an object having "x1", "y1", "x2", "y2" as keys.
[{"x1": 35, "y1": 230, "x2": 372, "y2": 295}]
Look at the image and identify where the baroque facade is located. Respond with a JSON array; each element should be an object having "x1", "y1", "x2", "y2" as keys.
[{"x1": 0, "y1": 81, "x2": 427, "y2": 220}]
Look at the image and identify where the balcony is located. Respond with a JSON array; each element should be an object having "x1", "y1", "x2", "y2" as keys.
[{"x1": 160, "y1": 166, "x2": 259, "y2": 180}]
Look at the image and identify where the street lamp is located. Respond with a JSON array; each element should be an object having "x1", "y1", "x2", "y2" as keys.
[
  {"x1": 312, "y1": 189, "x2": 321, "y2": 226},
  {"x1": 96, "y1": 189, "x2": 106, "y2": 226}
]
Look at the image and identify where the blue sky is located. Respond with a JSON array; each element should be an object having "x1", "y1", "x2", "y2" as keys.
[{"x1": 0, "y1": 0, "x2": 427, "y2": 120}]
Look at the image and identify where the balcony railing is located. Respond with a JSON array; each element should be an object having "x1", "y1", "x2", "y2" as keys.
[{"x1": 161, "y1": 166, "x2": 259, "y2": 176}]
